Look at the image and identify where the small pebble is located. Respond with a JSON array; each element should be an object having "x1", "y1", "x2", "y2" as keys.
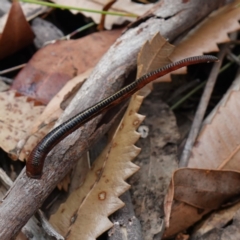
[{"x1": 31, "y1": 17, "x2": 64, "y2": 49}]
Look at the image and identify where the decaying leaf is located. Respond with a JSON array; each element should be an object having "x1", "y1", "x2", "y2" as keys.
[
  {"x1": 0, "y1": 2, "x2": 49, "y2": 33},
  {"x1": 164, "y1": 169, "x2": 240, "y2": 238},
  {"x1": 11, "y1": 30, "x2": 121, "y2": 104},
  {"x1": 163, "y1": 82, "x2": 240, "y2": 237},
  {"x1": 137, "y1": 33, "x2": 174, "y2": 96},
  {"x1": 172, "y1": 169, "x2": 240, "y2": 210},
  {"x1": 159, "y1": 0, "x2": 240, "y2": 82},
  {"x1": 0, "y1": 69, "x2": 89, "y2": 162},
  {"x1": 0, "y1": 91, "x2": 44, "y2": 160},
  {"x1": 162, "y1": 2, "x2": 240, "y2": 237},
  {"x1": 0, "y1": 1, "x2": 34, "y2": 60},
  {"x1": 50, "y1": 94, "x2": 145, "y2": 239}
]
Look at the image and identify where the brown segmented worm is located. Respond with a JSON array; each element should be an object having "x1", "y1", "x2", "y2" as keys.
[{"x1": 26, "y1": 55, "x2": 218, "y2": 178}]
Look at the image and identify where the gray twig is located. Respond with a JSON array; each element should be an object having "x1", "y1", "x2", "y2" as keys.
[{"x1": 179, "y1": 45, "x2": 228, "y2": 167}]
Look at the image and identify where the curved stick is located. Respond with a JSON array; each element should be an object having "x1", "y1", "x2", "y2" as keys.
[{"x1": 26, "y1": 55, "x2": 218, "y2": 178}]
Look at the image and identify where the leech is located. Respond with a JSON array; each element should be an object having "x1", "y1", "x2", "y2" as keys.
[{"x1": 26, "y1": 55, "x2": 218, "y2": 178}]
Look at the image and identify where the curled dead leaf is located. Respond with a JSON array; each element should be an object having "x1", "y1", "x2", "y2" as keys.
[
  {"x1": 50, "y1": 95, "x2": 144, "y2": 239},
  {"x1": 164, "y1": 168, "x2": 240, "y2": 238},
  {"x1": 0, "y1": 1, "x2": 34, "y2": 60},
  {"x1": 160, "y1": 0, "x2": 240, "y2": 82}
]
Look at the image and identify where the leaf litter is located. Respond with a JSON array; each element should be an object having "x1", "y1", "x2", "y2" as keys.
[
  {"x1": 0, "y1": 91, "x2": 44, "y2": 160},
  {"x1": 18, "y1": 69, "x2": 91, "y2": 162},
  {"x1": 159, "y1": 0, "x2": 240, "y2": 82},
  {"x1": 11, "y1": 30, "x2": 121, "y2": 104},
  {"x1": 164, "y1": 70, "x2": 240, "y2": 238},
  {"x1": 163, "y1": 1, "x2": 240, "y2": 238},
  {"x1": 0, "y1": 68, "x2": 91, "y2": 164},
  {"x1": 0, "y1": 1, "x2": 240, "y2": 239},
  {"x1": 163, "y1": 68, "x2": 240, "y2": 239},
  {"x1": 49, "y1": 94, "x2": 145, "y2": 239}
]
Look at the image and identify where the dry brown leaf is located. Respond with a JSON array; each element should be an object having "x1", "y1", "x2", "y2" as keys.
[
  {"x1": 0, "y1": 2, "x2": 49, "y2": 33},
  {"x1": 137, "y1": 34, "x2": 173, "y2": 77},
  {"x1": 0, "y1": 91, "x2": 44, "y2": 160},
  {"x1": 49, "y1": 94, "x2": 145, "y2": 239},
  {"x1": 164, "y1": 169, "x2": 240, "y2": 238},
  {"x1": 172, "y1": 169, "x2": 240, "y2": 210},
  {"x1": 0, "y1": 1, "x2": 34, "y2": 60},
  {"x1": 18, "y1": 69, "x2": 91, "y2": 161},
  {"x1": 160, "y1": 0, "x2": 240, "y2": 82},
  {"x1": 137, "y1": 33, "x2": 174, "y2": 96},
  {"x1": 12, "y1": 30, "x2": 121, "y2": 104},
  {"x1": 163, "y1": 2, "x2": 240, "y2": 237}
]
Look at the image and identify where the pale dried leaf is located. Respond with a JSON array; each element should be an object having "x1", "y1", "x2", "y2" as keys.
[
  {"x1": 52, "y1": 0, "x2": 153, "y2": 29},
  {"x1": 0, "y1": 91, "x2": 44, "y2": 160},
  {"x1": 57, "y1": 174, "x2": 71, "y2": 192},
  {"x1": 163, "y1": 3, "x2": 240, "y2": 236},
  {"x1": 164, "y1": 72, "x2": 240, "y2": 236},
  {"x1": 188, "y1": 73, "x2": 240, "y2": 170},
  {"x1": 137, "y1": 33, "x2": 173, "y2": 78},
  {"x1": 160, "y1": 0, "x2": 240, "y2": 82},
  {"x1": 163, "y1": 57, "x2": 240, "y2": 238},
  {"x1": 192, "y1": 201, "x2": 240, "y2": 238},
  {"x1": 50, "y1": 94, "x2": 145, "y2": 239},
  {"x1": 0, "y1": 80, "x2": 10, "y2": 91},
  {"x1": 137, "y1": 33, "x2": 174, "y2": 96}
]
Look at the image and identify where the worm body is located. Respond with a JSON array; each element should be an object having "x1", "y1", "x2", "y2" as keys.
[{"x1": 26, "y1": 55, "x2": 218, "y2": 178}]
